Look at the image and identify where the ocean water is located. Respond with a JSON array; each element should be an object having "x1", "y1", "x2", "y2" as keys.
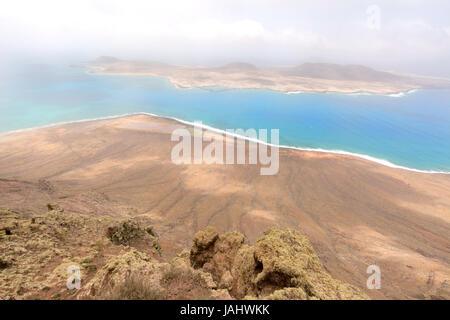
[{"x1": 1, "y1": 64, "x2": 449, "y2": 172}]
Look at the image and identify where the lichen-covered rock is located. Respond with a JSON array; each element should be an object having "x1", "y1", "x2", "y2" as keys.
[
  {"x1": 230, "y1": 228, "x2": 369, "y2": 300},
  {"x1": 171, "y1": 249, "x2": 191, "y2": 272},
  {"x1": 212, "y1": 231, "x2": 245, "y2": 277},
  {"x1": 1, "y1": 204, "x2": 369, "y2": 300},
  {"x1": 190, "y1": 227, "x2": 368, "y2": 300},
  {"x1": 230, "y1": 244, "x2": 259, "y2": 298},
  {"x1": 190, "y1": 227, "x2": 245, "y2": 286},
  {"x1": 190, "y1": 226, "x2": 219, "y2": 268}
]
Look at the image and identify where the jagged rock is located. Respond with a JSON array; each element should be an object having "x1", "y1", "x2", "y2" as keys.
[
  {"x1": 190, "y1": 227, "x2": 368, "y2": 300},
  {"x1": 230, "y1": 228, "x2": 369, "y2": 300},
  {"x1": 230, "y1": 244, "x2": 259, "y2": 298},
  {"x1": 190, "y1": 227, "x2": 245, "y2": 285},
  {"x1": 190, "y1": 226, "x2": 219, "y2": 268}
]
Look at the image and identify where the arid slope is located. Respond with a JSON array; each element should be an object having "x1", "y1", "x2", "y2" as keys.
[{"x1": 0, "y1": 114, "x2": 449, "y2": 299}]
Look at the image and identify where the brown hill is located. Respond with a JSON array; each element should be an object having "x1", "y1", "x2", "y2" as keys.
[
  {"x1": 216, "y1": 62, "x2": 259, "y2": 73},
  {"x1": 93, "y1": 56, "x2": 122, "y2": 64},
  {"x1": 87, "y1": 57, "x2": 447, "y2": 93},
  {"x1": 283, "y1": 63, "x2": 406, "y2": 82}
]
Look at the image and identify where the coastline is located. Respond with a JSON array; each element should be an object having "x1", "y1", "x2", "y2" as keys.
[
  {"x1": 2, "y1": 111, "x2": 449, "y2": 175},
  {"x1": 1, "y1": 110, "x2": 449, "y2": 300},
  {"x1": 86, "y1": 67, "x2": 420, "y2": 96},
  {"x1": 286, "y1": 88, "x2": 418, "y2": 97}
]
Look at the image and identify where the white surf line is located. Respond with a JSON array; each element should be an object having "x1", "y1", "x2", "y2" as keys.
[
  {"x1": 286, "y1": 88, "x2": 419, "y2": 97},
  {"x1": 1, "y1": 111, "x2": 449, "y2": 175},
  {"x1": 0, "y1": 113, "x2": 140, "y2": 135},
  {"x1": 159, "y1": 113, "x2": 449, "y2": 175}
]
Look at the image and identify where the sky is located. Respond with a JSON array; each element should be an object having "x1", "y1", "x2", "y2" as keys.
[{"x1": 1, "y1": 0, "x2": 450, "y2": 77}]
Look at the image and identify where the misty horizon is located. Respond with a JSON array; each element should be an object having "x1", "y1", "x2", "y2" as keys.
[{"x1": 1, "y1": 0, "x2": 450, "y2": 78}]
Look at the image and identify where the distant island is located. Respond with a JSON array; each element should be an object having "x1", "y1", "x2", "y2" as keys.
[{"x1": 85, "y1": 56, "x2": 450, "y2": 94}]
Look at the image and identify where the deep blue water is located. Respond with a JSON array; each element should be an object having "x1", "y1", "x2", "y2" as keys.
[{"x1": 1, "y1": 64, "x2": 449, "y2": 172}]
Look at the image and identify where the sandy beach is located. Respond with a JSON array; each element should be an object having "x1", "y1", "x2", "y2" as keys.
[{"x1": 0, "y1": 114, "x2": 449, "y2": 299}]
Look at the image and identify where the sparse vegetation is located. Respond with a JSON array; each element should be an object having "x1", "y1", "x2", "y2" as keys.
[
  {"x1": 107, "y1": 220, "x2": 151, "y2": 245},
  {"x1": 104, "y1": 274, "x2": 167, "y2": 300},
  {"x1": 160, "y1": 265, "x2": 215, "y2": 300},
  {"x1": 0, "y1": 205, "x2": 370, "y2": 300},
  {"x1": 92, "y1": 239, "x2": 106, "y2": 257}
]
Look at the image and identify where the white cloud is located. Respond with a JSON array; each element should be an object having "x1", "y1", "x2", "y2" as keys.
[
  {"x1": 0, "y1": 0, "x2": 449, "y2": 76},
  {"x1": 179, "y1": 19, "x2": 265, "y2": 40},
  {"x1": 444, "y1": 27, "x2": 450, "y2": 37}
]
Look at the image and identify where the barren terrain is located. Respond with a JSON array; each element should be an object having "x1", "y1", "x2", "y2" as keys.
[{"x1": 0, "y1": 114, "x2": 449, "y2": 299}]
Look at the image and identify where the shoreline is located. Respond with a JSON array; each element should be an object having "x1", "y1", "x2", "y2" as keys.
[
  {"x1": 2, "y1": 111, "x2": 449, "y2": 175},
  {"x1": 285, "y1": 88, "x2": 418, "y2": 97},
  {"x1": 1, "y1": 101, "x2": 449, "y2": 301}
]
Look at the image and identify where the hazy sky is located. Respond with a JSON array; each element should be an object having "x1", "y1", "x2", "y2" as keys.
[{"x1": 1, "y1": 0, "x2": 450, "y2": 77}]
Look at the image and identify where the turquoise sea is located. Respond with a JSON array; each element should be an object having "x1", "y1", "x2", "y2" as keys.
[{"x1": 1, "y1": 64, "x2": 449, "y2": 172}]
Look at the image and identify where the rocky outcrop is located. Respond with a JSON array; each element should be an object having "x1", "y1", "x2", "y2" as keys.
[
  {"x1": 190, "y1": 227, "x2": 369, "y2": 300},
  {"x1": 0, "y1": 205, "x2": 368, "y2": 300},
  {"x1": 190, "y1": 227, "x2": 245, "y2": 290},
  {"x1": 82, "y1": 247, "x2": 229, "y2": 300},
  {"x1": 0, "y1": 206, "x2": 161, "y2": 299}
]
